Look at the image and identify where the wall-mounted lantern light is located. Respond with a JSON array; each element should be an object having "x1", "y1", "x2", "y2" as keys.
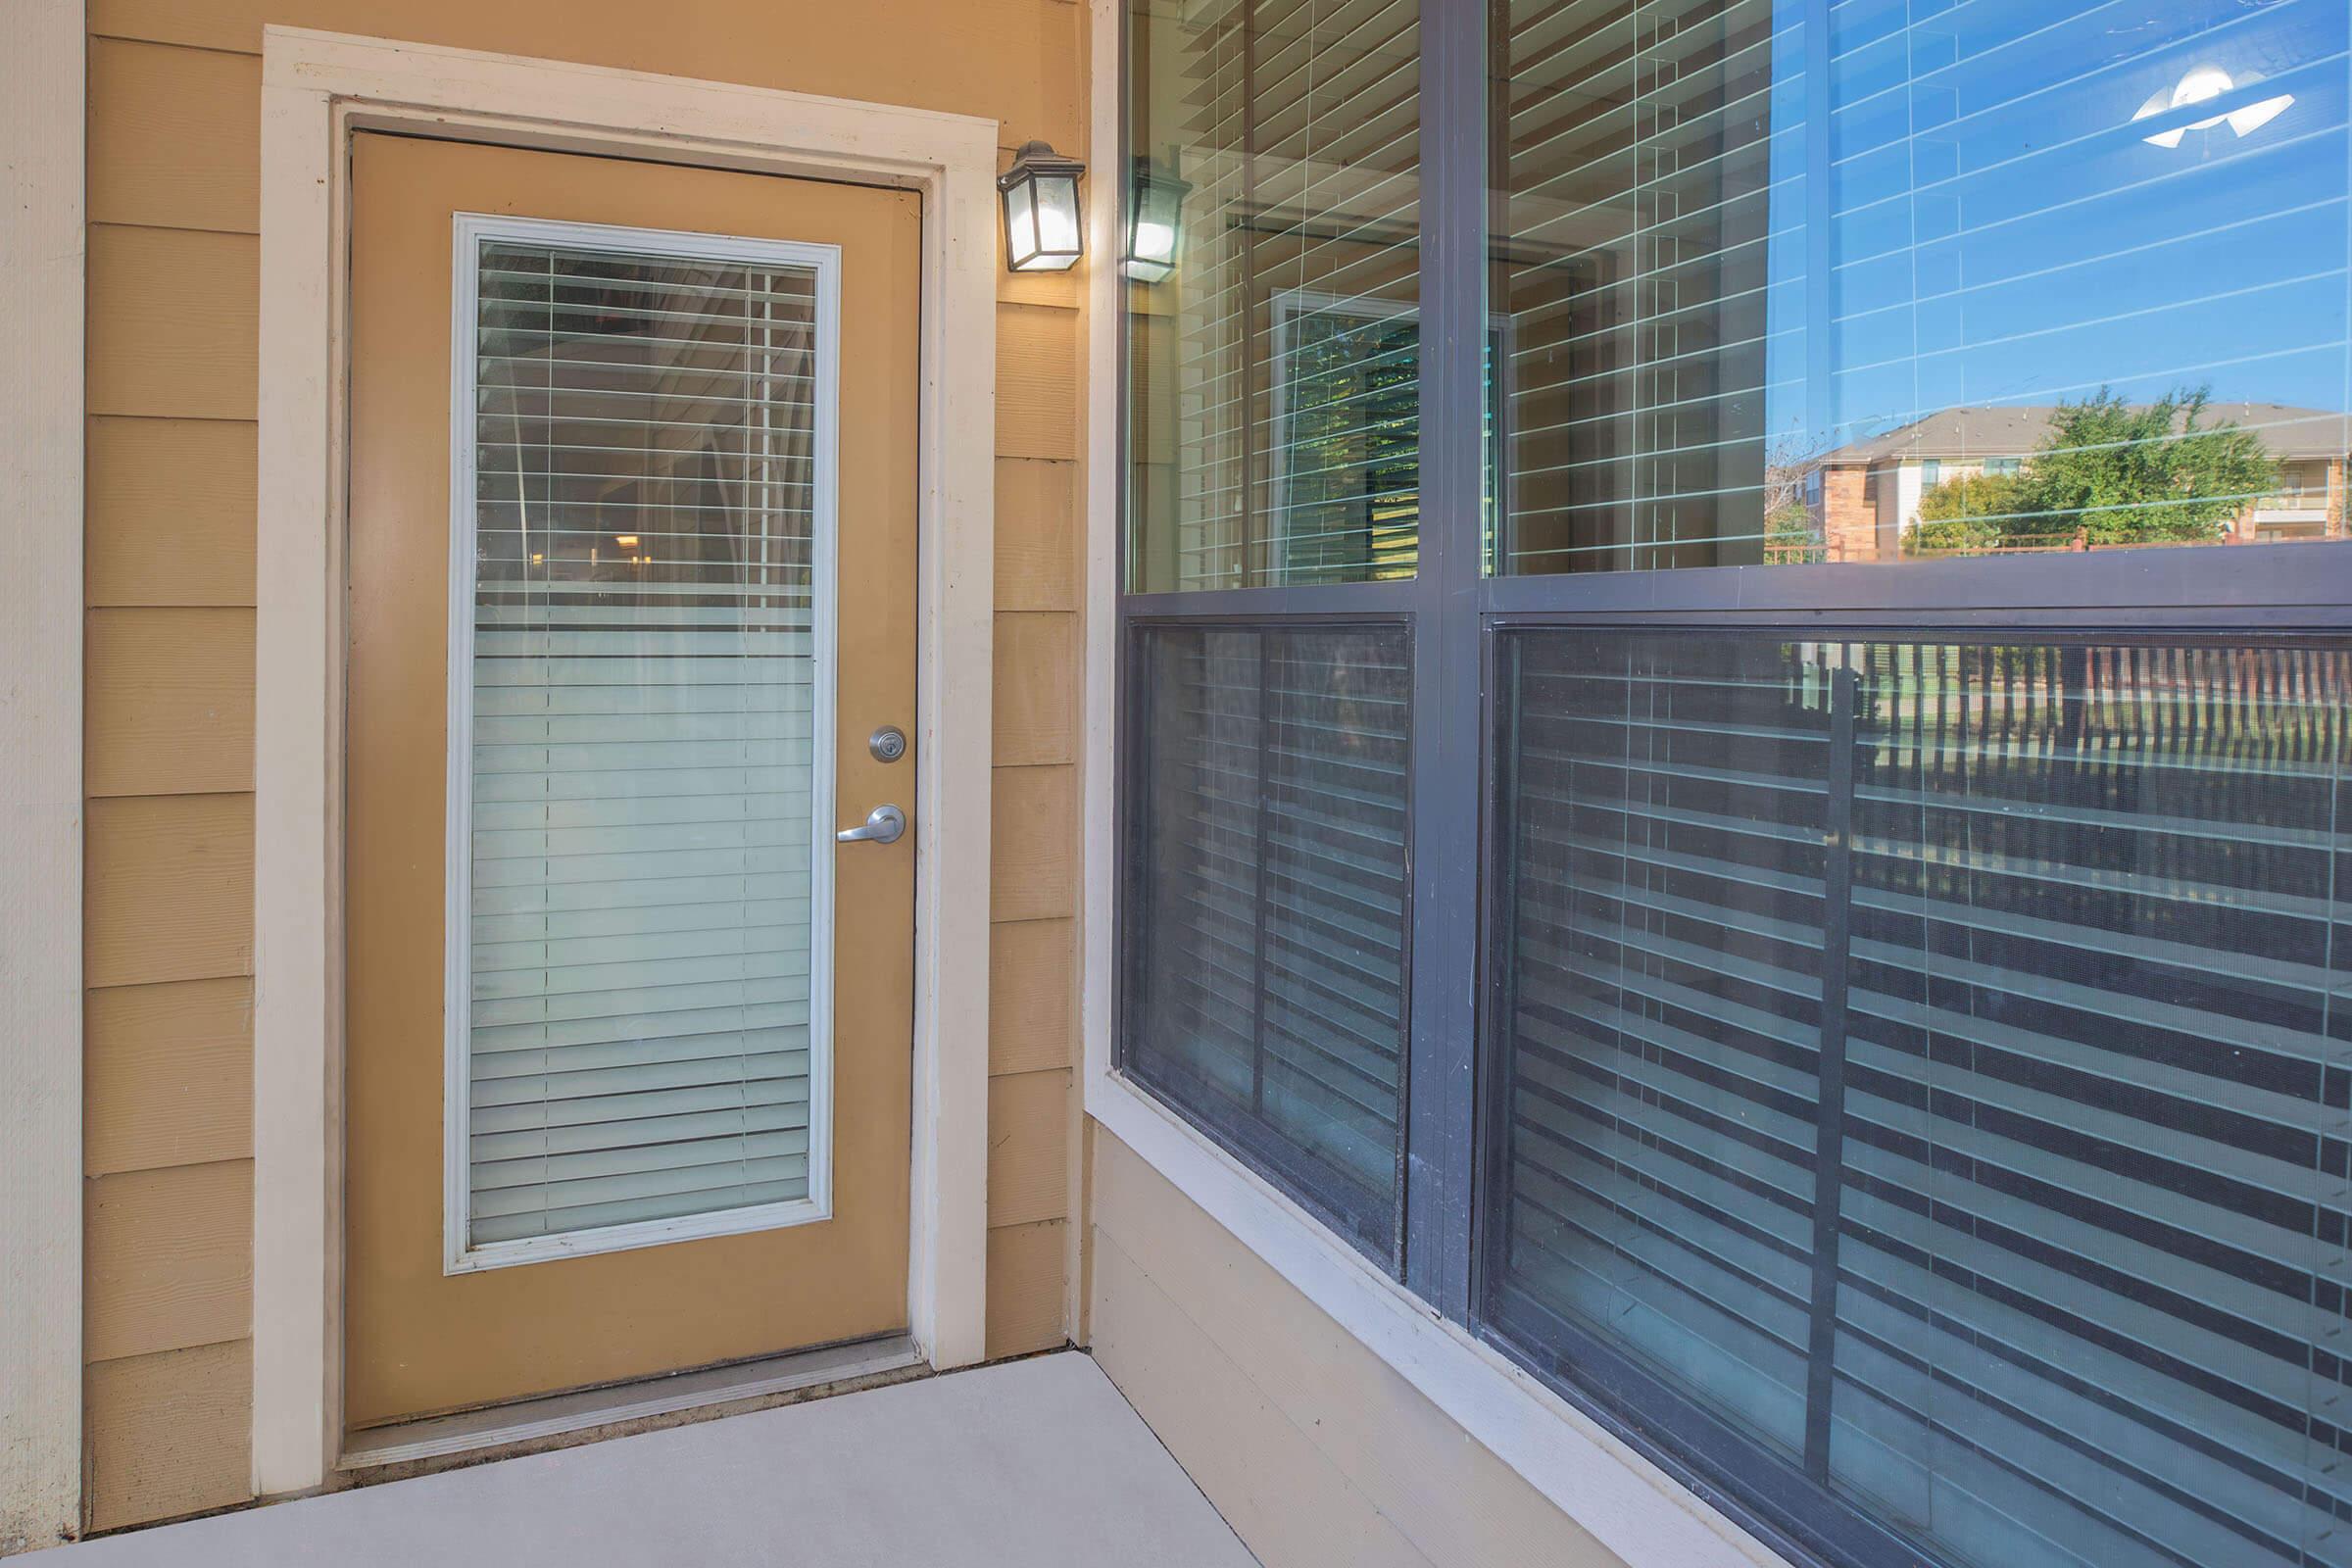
[
  {"x1": 999, "y1": 140, "x2": 1087, "y2": 272},
  {"x1": 1124, "y1": 156, "x2": 1190, "y2": 283}
]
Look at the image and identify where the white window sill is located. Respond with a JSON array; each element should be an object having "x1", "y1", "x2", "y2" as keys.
[{"x1": 1084, "y1": 1068, "x2": 1793, "y2": 1568}]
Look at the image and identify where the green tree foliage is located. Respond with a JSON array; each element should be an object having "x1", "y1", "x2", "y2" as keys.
[
  {"x1": 2025, "y1": 388, "x2": 2274, "y2": 545},
  {"x1": 1764, "y1": 499, "x2": 1824, "y2": 564},
  {"x1": 1909, "y1": 387, "x2": 2275, "y2": 554},
  {"x1": 1909, "y1": 471, "x2": 2032, "y2": 556}
]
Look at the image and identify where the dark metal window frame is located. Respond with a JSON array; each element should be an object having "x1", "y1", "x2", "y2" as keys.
[{"x1": 1112, "y1": 1, "x2": 2352, "y2": 1564}]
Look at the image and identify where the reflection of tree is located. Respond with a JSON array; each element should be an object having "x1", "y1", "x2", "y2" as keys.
[
  {"x1": 1765, "y1": 500, "x2": 1824, "y2": 564},
  {"x1": 1910, "y1": 472, "x2": 2021, "y2": 556},
  {"x1": 1764, "y1": 433, "x2": 1827, "y2": 564},
  {"x1": 1906, "y1": 386, "x2": 2276, "y2": 555}
]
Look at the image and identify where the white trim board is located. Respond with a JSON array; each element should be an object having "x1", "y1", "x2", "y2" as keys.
[
  {"x1": 0, "y1": 0, "x2": 85, "y2": 1549},
  {"x1": 438, "y1": 215, "x2": 844, "y2": 1274},
  {"x1": 255, "y1": 26, "x2": 997, "y2": 1499},
  {"x1": 1074, "y1": 5, "x2": 1779, "y2": 1565}
]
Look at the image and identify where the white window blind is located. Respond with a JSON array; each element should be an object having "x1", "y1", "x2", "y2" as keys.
[
  {"x1": 1493, "y1": 628, "x2": 2352, "y2": 1568},
  {"x1": 1128, "y1": 0, "x2": 1424, "y2": 592},
  {"x1": 448, "y1": 219, "x2": 838, "y2": 1266},
  {"x1": 1123, "y1": 624, "x2": 1412, "y2": 1259}
]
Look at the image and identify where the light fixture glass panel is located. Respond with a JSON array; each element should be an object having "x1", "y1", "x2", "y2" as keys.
[
  {"x1": 1003, "y1": 177, "x2": 1040, "y2": 270},
  {"x1": 1002, "y1": 142, "x2": 1084, "y2": 273},
  {"x1": 1032, "y1": 172, "x2": 1080, "y2": 255}
]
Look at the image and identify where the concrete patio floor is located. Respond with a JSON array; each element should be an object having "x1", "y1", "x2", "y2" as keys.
[{"x1": 53, "y1": 1352, "x2": 1257, "y2": 1567}]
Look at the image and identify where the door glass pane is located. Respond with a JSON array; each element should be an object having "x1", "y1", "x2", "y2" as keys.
[
  {"x1": 457, "y1": 229, "x2": 831, "y2": 1254},
  {"x1": 1122, "y1": 624, "x2": 1411, "y2": 1259},
  {"x1": 1488, "y1": 0, "x2": 2351, "y2": 574},
  {"x1": 1125, "y1": 0, "x2": 1423, "y2": 591},
  {"x1": 1486, "y1": 626, "x2": 2352, "y2": 1568}
]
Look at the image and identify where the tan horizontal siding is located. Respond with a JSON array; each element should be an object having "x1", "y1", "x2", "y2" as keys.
[
  {"x1": 986, "y1": 197, "x2": 1083, "y2": 1353},
  {"x1": 85, "y1": 416, "x2": 258, "y2": 607},
  {"x1": 989, "y1": 916, "x2": 1073, "y2": 1077},
  {"x1": 996, "y1": 264, "x2": 1080, "y2": 311},
  {"x1": 995, "y1": 303, "x2": 1080, "y2": 461},
  {"x1": 81, "y1": 39, "x2": 265, "y2": 1528},
  {"x1": 985, "y1": 1218, "x2": 1070, "y2": 1359},
  {"x1": 84, "y1": 977, "x2": 254, "y2": 1177},
  {"x1": 87, "y1": 0, "x2": 1081, "y2": 154},
  {"x1": 84, "y1": 1160, "x2": 254, "y2": 1364},
  {"x1": 989, "y1": 765, "x2": 1077, "y2": 923},
  {"x1": 87, "y1": 35, "x2": 261, "y2": 233},
  {"x1": 1093, "y1": 1136, "x2": 1630, "y2": 1568},
  {"x1": 85, "y1": 608, "x2": 257, "y2": 798},
  {"x1": 986, "y1": 1068, "x2": 1071, "y2": 1230},
  {"x1": 992, "y1": 612, "x2": 1077, "y2": 767},
  {"x1": 84, "y1": 793, "x2": 255, "y2": 991},
  {"x1": 1093, "y1": 1231, "x2": 1434, "y2": 1568},
  {"x1": 86, "y1": 223, "x2": 258, "y2": 421},
  {"x1": 85, "y1": 1340, "x2": 253, "y2": 1532},
  {"x1": 994, "y1": 458, "x2": 1078, "y2": 612}
]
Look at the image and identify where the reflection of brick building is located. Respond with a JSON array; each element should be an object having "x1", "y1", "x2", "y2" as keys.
[{"x1": 1809, "y1": 403, "x2": 2351, "y2": 562}]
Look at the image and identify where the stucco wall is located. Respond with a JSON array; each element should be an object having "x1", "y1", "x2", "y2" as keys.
[{"x1": 80, "y1": 1, "x2": 1084, "y2": 1529}]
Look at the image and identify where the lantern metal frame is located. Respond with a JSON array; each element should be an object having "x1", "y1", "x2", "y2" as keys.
[{"x1": 998, "y1": 139, "x2": 1087, "y2": 272}]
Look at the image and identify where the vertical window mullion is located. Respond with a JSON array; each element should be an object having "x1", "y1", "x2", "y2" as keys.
[
  {"x1": 1401, "y1": 0, "x2": 1489, "y2": 1317},
  {"x1": 1800, "y1": 644, "x2": 1860, "y2": 1481}
]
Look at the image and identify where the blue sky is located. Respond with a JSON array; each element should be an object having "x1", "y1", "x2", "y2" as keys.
[{"x1": 1763, "y1": 0, "x2": 2350, "y2": 454}]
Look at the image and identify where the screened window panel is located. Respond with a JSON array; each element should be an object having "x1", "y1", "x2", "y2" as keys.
[
  {"x1": 1487, "y1": 628, "x2": 2352, "y2": 1568},
  {"x1": 458, "y1": 232, "x2": 828, "y2": 1251},
  {"x1": 1125, "y1": 0, "x2": 1423, "y2": 591},
  {"x1": 1123, "y1": 625, "x2": 1410, "y2": 1258},
  {"x1": 1490, "y1": 0, "x2": 2352, "y2": 574}
]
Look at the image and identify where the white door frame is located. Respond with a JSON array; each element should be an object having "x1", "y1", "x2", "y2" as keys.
[{"x1": 253, "y1": 26, "x2": 997, "y2": 1497}]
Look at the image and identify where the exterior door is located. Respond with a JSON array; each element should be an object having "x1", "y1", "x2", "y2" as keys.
[{"x1": 345, "y1": 132, "x2": 919, "y2": 1428}]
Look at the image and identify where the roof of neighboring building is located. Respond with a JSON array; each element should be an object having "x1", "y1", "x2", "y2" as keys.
[{"x1": 1817, "y1": 402, "x2": 2351, "y2": 466}]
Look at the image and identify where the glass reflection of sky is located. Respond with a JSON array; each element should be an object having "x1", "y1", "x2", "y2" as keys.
[{"x1": 1764, "y1": 0, "x2": 2350, "y2": 456}]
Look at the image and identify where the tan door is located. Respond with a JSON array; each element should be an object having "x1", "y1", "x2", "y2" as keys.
[{"x1": 345, "y1": 133, "x2": 919, "y2": 1428}]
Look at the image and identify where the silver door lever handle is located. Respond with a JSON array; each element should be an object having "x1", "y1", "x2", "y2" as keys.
[{"x1": 836, "y1": 804, "x2": 906, "y2": 845}]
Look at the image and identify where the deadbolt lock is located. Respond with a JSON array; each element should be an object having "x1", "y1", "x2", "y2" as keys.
[{"x1": 868, "y1": 725, "x2": 908, "y2": 763}]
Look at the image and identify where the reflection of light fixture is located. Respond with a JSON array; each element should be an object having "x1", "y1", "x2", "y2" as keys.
[
  {"x1": 998, "y1": 141, "x2": 1086, "y2": 272},
  {"x1": 1125, "y1": 156, "x2": 1190, "y2": 283},
  {"x1": 613, "y1": 534, "x2": 639, "y2": 547},
  {"x1": 2134, "y1": 66, "x2": 2293, "y2": 148}
]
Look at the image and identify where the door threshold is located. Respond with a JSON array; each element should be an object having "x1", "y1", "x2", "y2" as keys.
[{"x1": 339, "y1": 1335, "x2": 923, "y2": 1471}]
